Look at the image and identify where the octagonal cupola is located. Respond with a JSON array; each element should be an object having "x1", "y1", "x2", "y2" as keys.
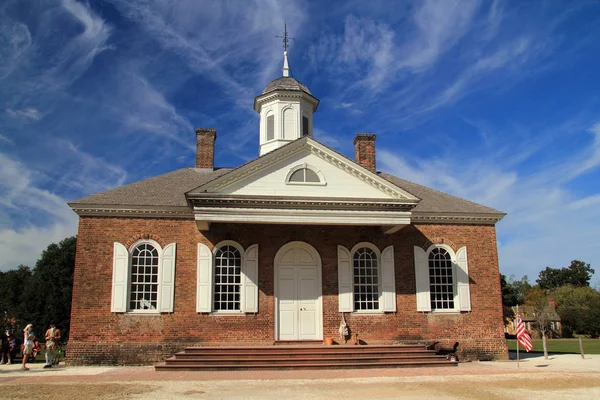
[{"x1": 254, "y1": 31, "x2": 319, "y2": 156}]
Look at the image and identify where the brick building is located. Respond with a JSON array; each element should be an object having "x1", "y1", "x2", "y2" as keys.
[{"x1": 68, "y1": 50, "x2": 508, "y2": 365}]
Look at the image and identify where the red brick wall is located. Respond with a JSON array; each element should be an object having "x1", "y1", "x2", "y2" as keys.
[
  {"x1": 353, "y1": 134, "x2": 376, "y2": 172},
  {"x1": 68, "y1": 218, "x2": 507, "y2": 365},
  {"x1": 195, "y1": 128, "x2": 216, "y2": 169}
]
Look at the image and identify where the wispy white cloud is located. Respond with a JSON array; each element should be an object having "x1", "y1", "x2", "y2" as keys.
[
  {"x1": 398, "y1": 0, "x2": 480, "y2": 71},
  {"x1": 51, "y1": 140, "x2": 128, "y2": 196},
  {"x1": 379, "y1": 118, "x2": 600, "y2": 279},
  {"x1": 108, "y1": 0, "x2": 306, "y2": 109},
  {"x1": 0, "y1": 151, "x2": 78, "y2": 271},
  {"x1": 36, "y1": 0, "x2": 113, "y2": 92},
  {"x1": 0, "y1": 17, "x2": 32, "y2": 80},
  {"x1": 313, "y1": 128, "x2": 342, "y2": 149},
  {"x1": 111, "y1": 70, "x2": 195, "y2": 151},
  {"x1": 0, "y1": 133, "x2": 12, "y2": 145},
  {"x1": 5, "y1": 107, "x2": 41, "y2": 121}
]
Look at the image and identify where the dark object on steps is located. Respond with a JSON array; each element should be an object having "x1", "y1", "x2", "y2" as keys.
[{"x1": 426, "y1": 341, "x2": 459, "y2": 362}]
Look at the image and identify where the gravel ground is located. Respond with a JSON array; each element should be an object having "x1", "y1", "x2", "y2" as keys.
[{"x1": 0, "y1": 353, "x2": 599, "y2": 399}]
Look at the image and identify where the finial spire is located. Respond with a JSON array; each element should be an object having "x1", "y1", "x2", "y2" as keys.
[{"x1": 275, "y1": 24, "x2": 294, "y2": 77}]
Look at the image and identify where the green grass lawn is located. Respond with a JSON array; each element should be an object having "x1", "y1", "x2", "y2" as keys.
[{"x1": 507, "y1": 338, "x2": 600, "y2": 354}]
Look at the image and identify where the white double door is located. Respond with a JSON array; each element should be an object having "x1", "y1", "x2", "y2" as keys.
[{"x1": 276, "y1": 244, "x2": 322, "y2": 341}]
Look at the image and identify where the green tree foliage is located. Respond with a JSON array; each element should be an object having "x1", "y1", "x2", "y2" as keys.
[
  {"x1": 500, "y1": 274, "x2": 531, "y2": 322},
  {"x1": 552, "y1": 285, "x2": 600, "y2": 337},
  {"x1": 0, "y1": 265, "x2": 32, "y2": 333},
  {"x1": 537, "y1": 260, "x2": 595, "y2": 290},
  {"x1": 0, "y1": 237, "x2": 76, "y2": 341}
]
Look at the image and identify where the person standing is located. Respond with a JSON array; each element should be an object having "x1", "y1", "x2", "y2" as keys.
[
  {"x1": 43, "y1": 322, "x2": 61, "y2": 368},
  {"x1": 0, "y1": 331, "x2": 7, "y2": 364},
  {"x1": 22, "y1": 324, "x2": 34, "y2": 371}
]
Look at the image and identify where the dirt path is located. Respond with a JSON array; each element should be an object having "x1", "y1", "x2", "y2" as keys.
[
  {"x1": 2, "y1": 372, "x2": 600, "y2": 400},
  {"x1": 1, "y1": 354, "x2": 599, "y2": 399}
]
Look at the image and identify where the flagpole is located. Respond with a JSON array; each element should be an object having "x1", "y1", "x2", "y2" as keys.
[{"x1": 516, "y1": 304, "x2": 520, "y2": 368}]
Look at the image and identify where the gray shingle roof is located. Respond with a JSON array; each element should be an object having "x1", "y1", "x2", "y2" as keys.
[
  {"x1": 262, "y1": 77, "x2": 312, "y2": 95},
  {"x1": 68, "y1": 168, "x2": 231, "y2": 207},
  {"x1": 68, "y1": 165, "x2": 503, "y2": 218},
  {"x1": 380, "y1": 173, "x2": 503, "y2": 215}
]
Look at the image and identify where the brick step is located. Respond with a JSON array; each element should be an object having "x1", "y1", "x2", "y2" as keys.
[
  {"x1": 182, "y1": 345, "x2": 426, "y2": 354},
  {"x1": 166, "y1": 355, "x2": 447, "y2": 364},
  {"x1": 172, "y1": 352, "x2": 439, "y2": 360},
  {"x1": 155, "y1": 344, "x2": 457, "y2": 371},
  {"x1": 274, "y1": 340, "x2": 323, "y2": 345},
  {"x1": 155, "y1": 359, "x2": 456, "y2": 371}
]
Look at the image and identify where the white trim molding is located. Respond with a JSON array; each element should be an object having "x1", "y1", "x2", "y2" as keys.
[{"x1": 194, "y1": 206, "x2": 411, "y2": 226}]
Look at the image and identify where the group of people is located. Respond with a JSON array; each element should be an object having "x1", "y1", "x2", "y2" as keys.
[{"x1": 0, "y1": 322, "x2": 61, "y2": 371}]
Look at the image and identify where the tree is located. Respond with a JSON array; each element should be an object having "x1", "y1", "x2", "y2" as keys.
[
  {"x1": 22, "y1": 236, "x2": 77, "y2": 340},
  {"x1": 0, "y1": 265, "x2": 32, "y2": 334},
  {"x1": 500, "y1": 275, "x2": 531, "y2": 323},
  {"x1": 552, "y1": 285, "x2": 600, "y2": 337},
  {"x1": 524, "y1": 288, "x2": 553, "y2": 359},
  {"x1": 0, "y1": 237, "x2": 77, "y2": 341},
  {"x1": 537, "y1": 260, "x2": 595, "y2": 290}
]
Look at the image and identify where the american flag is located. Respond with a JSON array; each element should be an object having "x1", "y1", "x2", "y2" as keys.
[{"x1": 516, "y1": 314, "x2": 533, "y2": 352}]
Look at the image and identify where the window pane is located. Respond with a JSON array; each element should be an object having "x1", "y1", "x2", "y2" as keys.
[
  {"x1": 214, "y1": 245, "x2": 241, "y2": 311},
  {"x1": 428, "y1": 248, "x2": 454, "y2": 310},
  {"x1": 129, "y1": 243, "x2": 159, "y2": 311},
  {"x1": 289, "y1": 169, "x2": 304, "y2": 182},
  {"x1": 353, "y1": 247, "x2": 379, "y2": 311},
  {"x1": 304, "y1": 169, "x2": 320, "y2": 182},
  {"x1": 302, "y1": 116, "x2": 309, "y2": 137}
]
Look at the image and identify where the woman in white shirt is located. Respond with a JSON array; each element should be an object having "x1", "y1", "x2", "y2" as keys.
[{"x1": 21, "y1": 324, "x2": 34, "y2": 371}]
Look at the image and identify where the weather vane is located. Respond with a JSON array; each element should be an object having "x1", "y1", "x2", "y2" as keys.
[{"x1": 275, "y1": 23, "x2": 294, "y2": 51}]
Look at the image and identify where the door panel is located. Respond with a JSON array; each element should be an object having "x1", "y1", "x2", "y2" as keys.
[{"x1": 277, "y1": 246, "x2": 321, "y2": 340}]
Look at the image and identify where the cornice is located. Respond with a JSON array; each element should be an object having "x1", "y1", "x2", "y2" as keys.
[
  {"x1": 70, "y1": 205, "x2": 194, "y2": 219},
  {"x1": 254, "y1": 91, "x2": 319, "y2": 112},
  {"x1": 189, "y1": 196, "x2": 416, "y2": 211},
  {"x1": 411, "y1": 212, "x2": 504, "y2": 225},
  {"x1": 194, "y1": 206, "x2": 412, "y2": 226}
]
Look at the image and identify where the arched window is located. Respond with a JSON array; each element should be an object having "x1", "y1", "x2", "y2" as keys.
[
  {"x1": 111, "y1": 240, "x2": 177, "y2": 313},
  {"x1": 353, "y1": 247, "x2": 379, "y2": 311},
  {"x1": 130, "y1": 243, "x2": 160, "y2": 310},
  {"x1": 289, "y1": 168, "x2": 320, "y2": 183},
  {"x1": 214, "y1": 245, "x2": 242, "y2": 311},
  {"x1": 428, "y1": 247, "x2": 454, "y2": 310},
  {"x1": 196, "y1": 241, "x2": 259, "y2": 314},
  {"x1": 413, "y1": 244, "x2": 471, "y2": 312}
]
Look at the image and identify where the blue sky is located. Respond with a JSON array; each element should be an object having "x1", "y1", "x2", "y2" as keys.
[{"x1": 1, "y1": 0, "x2": 599, "y2": 285}]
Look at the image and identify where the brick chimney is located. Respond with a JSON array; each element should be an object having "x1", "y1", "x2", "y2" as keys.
[
  {"x1": 353, "y1": 133, "x2": 376, "y2": 172},
  {"x1": 195, "y1": 128, "x2": 217, "y2": 169}
]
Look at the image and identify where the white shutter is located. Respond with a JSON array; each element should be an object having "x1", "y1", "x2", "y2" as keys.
[
  {"x1": 111, "y1": 242, "x2": 129, "y2": 313},
  {"x1": 197, "y1": 243, "x2": 213, "y2": 313},
  {"x1": 243, "y1": 244, "x2": 259, "y2": 313},
  {"x1": 337, "y1": 245, "x2": 353, "y2": 312},
  {"x1": 380, "y1": 246, "x2": 396, "y2": 312},
  {"x1": 455, "y1": 246, "x2": 471, "y2": 311},
  {"x1": 159, "y1": 243, "x2": 176, "y2": 312},
  {"x1": 414, "y1": 246, "x2": 431, "y2": 312}
]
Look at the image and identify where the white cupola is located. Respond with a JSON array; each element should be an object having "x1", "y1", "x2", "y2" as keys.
[{"x1": 254, "y1": 48, "x2": 319, "y2": 156}]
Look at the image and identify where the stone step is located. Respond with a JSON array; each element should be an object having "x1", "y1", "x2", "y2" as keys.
[{"x1": 155, "y1": 359, "x2": 455, "y2": 371}]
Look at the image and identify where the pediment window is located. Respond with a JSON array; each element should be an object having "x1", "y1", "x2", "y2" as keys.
[{"x1": 285, "y1": 164, "x2": 326, "y2": 186}]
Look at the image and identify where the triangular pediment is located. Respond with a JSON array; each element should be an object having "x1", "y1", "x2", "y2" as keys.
[{"x1": 188, "y1": 137, "x2": 419, "y2": 203}]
